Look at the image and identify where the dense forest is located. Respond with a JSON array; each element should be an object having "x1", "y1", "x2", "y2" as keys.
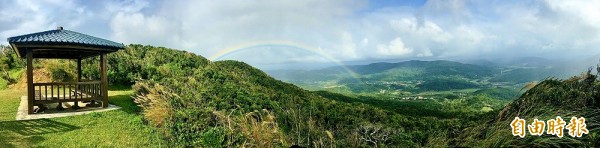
[{"x1": 0, "y1": 45, "x2": 598, "y2": 147}]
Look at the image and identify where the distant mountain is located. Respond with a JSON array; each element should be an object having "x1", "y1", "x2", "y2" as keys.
[
  {"x1": 458, "y1": 59, "x2": 499, "y2": 67},
  {"x1": 496, "y1": 57, "x2": 557, "y2": 67},
  {"x1": 490, "y1": 55, "x2": 600, "y2": 84},
  {"x1": 269, "y1": 57, "x2": 600, "y2": 93},
  {"x1": 350, "y1": 60, "x2": 496, "y2": 77},
  {"x1": 490, "y1": 68, "x2": 551, "y2": 83},
  {"x1": 268, "y1": 60, "x2": 498, "y2": 82}
]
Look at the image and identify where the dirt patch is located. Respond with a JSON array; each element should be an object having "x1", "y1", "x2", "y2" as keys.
[{"x1": 10, "y1": 68, "x2": 54, "y2": 89}]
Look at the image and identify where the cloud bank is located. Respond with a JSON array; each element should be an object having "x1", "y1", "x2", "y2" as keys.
[{"x1": 1, "y1": 0, "x2": 599, "y2": 69}]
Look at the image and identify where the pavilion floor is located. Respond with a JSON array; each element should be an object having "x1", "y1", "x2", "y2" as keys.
[{"x1": 16, "y1": 96, "x2": 119, "y2": 120}]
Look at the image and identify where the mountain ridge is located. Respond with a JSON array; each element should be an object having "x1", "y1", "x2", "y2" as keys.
[{"x1": 268, "y1": 60, "x2": 497, "y2": 82}]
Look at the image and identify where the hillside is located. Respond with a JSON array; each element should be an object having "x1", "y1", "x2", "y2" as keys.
[
  {"x1": 457, "y1": 71, "x2": 600, "y2": 147},
  {"x1": 1, "y1": 44, "x2": 597, "y2": 147},
  {"x1": 115, "y1": 45, "x2": 464, "y2": 147},
  {"x1": 121, "y1": 45, "x2": 599, "y2": 147},
  {"x1": 1, "y1": 44, "x2": 515, "y2": 147},
  {"x1": 122, "y1": 46, "x2": 599, "y2": 147}
]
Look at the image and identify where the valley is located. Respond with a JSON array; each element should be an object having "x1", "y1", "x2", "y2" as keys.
[{"x1": 266, "y1": 60, "x2": 562, "y2": 103}]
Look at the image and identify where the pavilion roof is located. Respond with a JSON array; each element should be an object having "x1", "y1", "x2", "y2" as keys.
[{"x1": 7, "y1": 27, "x2": 125, "y2": 59}]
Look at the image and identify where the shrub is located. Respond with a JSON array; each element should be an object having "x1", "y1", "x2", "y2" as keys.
[
  {"x1": 50, "y1": 67, "x2": 72, "y2": 82},
  {"x1": 201, "y1": 127, "x2": 226, "y2": 147}
]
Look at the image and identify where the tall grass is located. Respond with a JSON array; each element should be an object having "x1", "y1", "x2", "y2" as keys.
[
  {"x1": 460, "y1": 68, "x2": 600, "y2": 147},
  {"x1": 213, "y1": 109, "x2": 286, "y2": 147},
  {"x1": 132, "y1": 82, "x2": 173, "y2": 128}
]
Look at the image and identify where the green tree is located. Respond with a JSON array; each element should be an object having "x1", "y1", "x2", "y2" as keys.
[{"x1": 0, "y1": 45, "x2": 18, "y2": 84}]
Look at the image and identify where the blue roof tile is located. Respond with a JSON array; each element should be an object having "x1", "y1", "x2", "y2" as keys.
[
  {"x1": 7, "y1": 28, "x2": 125, "y2": 59},
  {"x1": 7, "y1": 29, "x2": 125, "y2": 49}
]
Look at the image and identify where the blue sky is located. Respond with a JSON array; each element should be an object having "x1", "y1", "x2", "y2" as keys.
[
  {"x1": 1, "y1": 0, "x2": 599, "y2": 69},
  {"x1": 366, "y1": 0, "x2": 426, "y2": 10}
]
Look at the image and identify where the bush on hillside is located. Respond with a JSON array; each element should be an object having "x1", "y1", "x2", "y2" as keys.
[
  {"x1": 50, "y1": 68, "x2": 72, "y2": 82},
  {"x1": 459, "y1": 68, "x2": 600, "y2": 147},
  {"x1": 126, "y1": 45, "x2": 439, "y2": 147}
]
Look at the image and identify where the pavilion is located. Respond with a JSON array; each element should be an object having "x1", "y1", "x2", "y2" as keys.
[{"x1": 7, "y1": 27, "x2": 124, "y2": 114}]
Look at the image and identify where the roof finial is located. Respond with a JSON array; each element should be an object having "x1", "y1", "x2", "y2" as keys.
[{"x1": 57, "y1": 26, "x2": 63, "y2": 30}]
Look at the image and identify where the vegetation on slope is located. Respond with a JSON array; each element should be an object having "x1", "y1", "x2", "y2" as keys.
[
  {"x1": 0, "y1": 45, "x2": 24, "y2": 89},
  {"x1": 117, "y1": 46, "x2": 398, "y2": 146},
  {"x1": 121, "y1": 45, "x2": 599, "y2": 147},
  {"x1": 416, "y1": 78, "x2": 479, "y2": 91},
  {"x1": 458, "y1": 70, "x2": 600, "y2": 147},
  {"x1": 472, "y1": 87, "x2": 520, "y2": 100},
  {"x1": 95, "y1": 45, "x2": 478, "y2": 147}
]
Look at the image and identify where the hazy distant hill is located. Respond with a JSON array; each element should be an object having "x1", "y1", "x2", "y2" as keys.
[
  {"x1": 267, "y1": 60, "x2": 500, "y2": 93},
  {"x1": 489, "y1": 68, "x2": 559, "y2": 83},
  {"x1": 267, "y1": 57, "x2": 600, "y2": 93},
  {"x1": 268, "y1": 60, "x2": 498, "y2": 82}
]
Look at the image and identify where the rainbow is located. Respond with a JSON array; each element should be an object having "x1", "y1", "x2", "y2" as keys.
[{"x1": 209, "y1": 40, "x2": 363, "y2": 82}]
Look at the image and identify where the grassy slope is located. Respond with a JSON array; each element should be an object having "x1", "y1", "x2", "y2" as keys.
[
  {"x1": 0, "y1": 68, "x2": 24, "y2": 89},
  {"x1": 0, "y1": 89, "x2": 165, "y2": 147},
  {"x1": 134, "y1": 57, "x2": 508, "y2": 147},
  {"x1": 458, "y1": 77, "x2": 600, "y2": 147}
]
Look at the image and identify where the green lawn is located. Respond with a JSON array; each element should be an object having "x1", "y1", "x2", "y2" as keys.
[
  {"x1": 0, "y1": 89, "x2": 25, "y2": 121},
  {"x1": 0, "y1": 88, "x2": 166, "y2": 147},
  {"x1": 0, "y1": 79, "x2": 7, "y2": 90}
]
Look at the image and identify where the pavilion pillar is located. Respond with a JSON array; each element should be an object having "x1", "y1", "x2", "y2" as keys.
[
  {"x1": 73, "y1": 58, "x2": 81, "y2": 109},
  {"x1": 101, "y1": 54, "x2": 108, "y2": 108},
  {"x1": 77, "y1": 58, "x2": 82, "y2": 82},
  {"x1": 26, "y1": 49, "x2": 34, "y2": 114}
]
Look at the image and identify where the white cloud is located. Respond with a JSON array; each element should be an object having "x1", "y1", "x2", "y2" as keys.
[
  {"x1": 547, "y1": 0, "x2": 600, "y2": 27},
  {"x1": 110, "y1": 12, "x2": 180, "y2": 47},
  {"x1": 0, "y1": 0, "x2": 93, "y2": 42},
  {"x1": 361, "y1": 38, "x2": 369, "y2": 46},
  {"x1": 390, "y1": 18, "x2": 452, "y2": 43},
  {"x1": 377, "y1": 37, "x2": 413, "y2": 56},
  {"x1": 1, "y1": 0, "x2": 600, "y2": 69},
  {"x1": 417, "y1": 48, "x2": 433, "y2": 57},
  {"x1": 335, "y1": 31, "x2": 359, "y2": 59}
]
